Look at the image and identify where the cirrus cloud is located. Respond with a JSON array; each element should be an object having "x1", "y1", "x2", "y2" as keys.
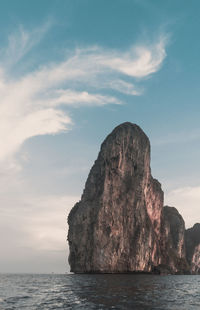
[{"x1": 0, "y1": 25, "x2": 167, "y2": 162}]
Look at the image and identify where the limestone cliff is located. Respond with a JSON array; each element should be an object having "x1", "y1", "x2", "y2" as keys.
[
  {"x1": 67, "y1": 122, "x2": 199, "y2": 274},
  {"x1": 185, "y1": 224, "x2": 200, "y2": 274},
  {"x1": 68, "y1": 123, "x2": 164, "y2": 273},
  {"x1": 160, "y1": 206, "x2": 189, "y2": 273}
]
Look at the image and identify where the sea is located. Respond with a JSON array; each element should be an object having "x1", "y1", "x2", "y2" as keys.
[{"x1": 0, "y1": 274, "x2": 199, "y2": 310}]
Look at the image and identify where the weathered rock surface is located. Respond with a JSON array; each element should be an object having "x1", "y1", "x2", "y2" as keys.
[
  {"x1": 185, "y1": 224, "x2": 200, "y2": 274},
  {"x1": 67, "y1": 122, "x2": 200, "y2": 274},
  {"x1": 160, "y1": 206, "x2": 189, "y2": 274}
]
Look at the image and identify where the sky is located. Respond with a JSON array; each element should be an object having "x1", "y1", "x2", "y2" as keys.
[{"x1": 0, "y1": 0, "x2": 200, "y2": 273}]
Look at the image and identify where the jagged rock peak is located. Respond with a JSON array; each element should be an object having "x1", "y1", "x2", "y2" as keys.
[
  {"x1": 68, "y1": 122, "x2": 164, "y2": 273},
  {"x1": 99, "y1": 122, "x2": 151, "y2": 169},
  {"x1": 187, "y1": 223, "x2": 200, "y2": 233},
  {"x1": 101, "y1": 122, "x2": 150, "y2": 147}
]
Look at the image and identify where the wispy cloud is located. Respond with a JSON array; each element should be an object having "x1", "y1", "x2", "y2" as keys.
[
  {"x1": 0, "y1": 26, "x2": 167, "y2": 162},
  {"x1": 98, "y1": 37, "x2": 167, "y2": 78},
  {"x1": 1, "y1": 22, "x2": 51, "y2": 69},
  {"x1": 107, "y1": 79, "x2": 142, "y2": 95}
]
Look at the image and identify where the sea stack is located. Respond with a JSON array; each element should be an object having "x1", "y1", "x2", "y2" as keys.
[{"x1": 67, "y1": 122, "x2": 197, "y2": 274}]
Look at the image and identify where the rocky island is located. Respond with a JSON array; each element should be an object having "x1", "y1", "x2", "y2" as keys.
[{"x1": 68, "y1": 122, "x2": 200, "y2": 274}]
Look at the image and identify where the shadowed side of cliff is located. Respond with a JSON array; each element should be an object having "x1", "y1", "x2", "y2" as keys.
[{"x1": 185, "y1": 224, "x2": 200, "y2": 274}]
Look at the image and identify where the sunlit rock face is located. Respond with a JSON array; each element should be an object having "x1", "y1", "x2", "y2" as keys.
[
  {"x1": 68, "y1": 122, "x2": 165, "y2": 273},
  {"x1": 185, "y1": 223, "x2": 200, "y2": 274},
  {"x1": 67, "y1": 122, "x2": 198, "y2": 274}
]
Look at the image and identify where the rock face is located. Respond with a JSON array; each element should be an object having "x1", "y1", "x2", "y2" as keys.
[
  {"x1": 160, "y1": 206, "x2": 189, "y2": 273},
  {"x1": 67, "y1": 122, "x2": 199, "y2": 274},
  {"x1": 185, "y1": 224, "x2": 200, "y2": 274}
]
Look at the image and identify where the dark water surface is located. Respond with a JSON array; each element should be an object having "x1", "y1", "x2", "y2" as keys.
[{"x1": 0, "y1": 274, "x2": 200, "y2": 309}]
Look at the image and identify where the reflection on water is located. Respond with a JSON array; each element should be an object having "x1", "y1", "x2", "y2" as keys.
[
  {"x1": 0, "y1": 273, "x2": 200, "y2": 309},
  {"x1": 68, "y1": 274, "x2": 200, "y2": 309}
]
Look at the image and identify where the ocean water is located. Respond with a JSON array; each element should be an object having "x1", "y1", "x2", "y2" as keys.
[{"x1": 0, "y1": 274, "x2": 200, "y2": 310}]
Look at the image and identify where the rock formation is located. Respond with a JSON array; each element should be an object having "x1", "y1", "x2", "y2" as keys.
[
  {"x1": 67, "y1": 122, "x2": 200, "y2": 274},
  {"x1": 185, "y1": 224, "x2": 200, "y2": 274},
  {"x1": 159, "y1": 206, "x2": 189, "y2": 274}
]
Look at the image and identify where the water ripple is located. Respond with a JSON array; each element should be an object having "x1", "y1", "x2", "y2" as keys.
[{"x1": 0, "y1": 274, "x2": 200, "y2": 309}]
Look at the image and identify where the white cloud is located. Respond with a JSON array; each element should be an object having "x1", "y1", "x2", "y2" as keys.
[
  {"x1": 0, "y1": 29, "x2": 167, "y2": 163},
  {"x1": 107, "y1": 79, "x2": 142, "y2": 96},
  {"x1": 1, "y1": 22, "x2": 51, "y2": 68},
  {"x1": 39, "y1": 89, "x2": 121, "y2": 107},
  {"x1": 98, "y1": 38, "x2": 167, "y2": 78},
  {"x1": 165, "y1": 186, "x2": 200, "y2": 228}
]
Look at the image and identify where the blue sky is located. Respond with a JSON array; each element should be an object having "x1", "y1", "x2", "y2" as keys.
[{"x1": 0, "y1": 0, "x2": 200, "y2": 273}]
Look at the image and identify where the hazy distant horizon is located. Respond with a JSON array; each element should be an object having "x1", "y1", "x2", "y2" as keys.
[{"x1": 0, "y1": 0, "x2": 200, "y2": 273}]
